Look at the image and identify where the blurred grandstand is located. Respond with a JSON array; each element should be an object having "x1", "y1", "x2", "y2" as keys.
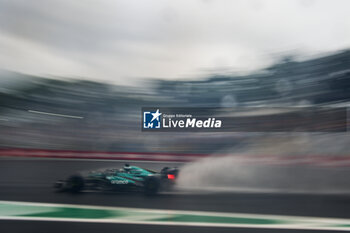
[{"x1": 0, "y1": 49, "x2": 349, "y2": 153}]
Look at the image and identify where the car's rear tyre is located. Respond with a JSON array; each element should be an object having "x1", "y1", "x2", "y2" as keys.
[
  {"x1": 66, "y1": 175, "x2": 85, "y2": 193},
  {"x1": 144, "y1": 177, "x2": 160, "y2": 196}
]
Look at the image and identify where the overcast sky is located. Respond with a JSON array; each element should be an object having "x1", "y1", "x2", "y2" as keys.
[{"x1": 0, "y1": 0, "x2": 349, "y2": 84}]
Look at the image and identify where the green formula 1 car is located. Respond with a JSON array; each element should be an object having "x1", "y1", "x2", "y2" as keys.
[{"x1": 54, "y1": 164, "x2": 179, "y2": 195}]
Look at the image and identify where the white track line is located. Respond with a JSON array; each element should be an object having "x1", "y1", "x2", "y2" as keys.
[{"x1": 1, "y1": 200, "x2": 350, "y2": 231}]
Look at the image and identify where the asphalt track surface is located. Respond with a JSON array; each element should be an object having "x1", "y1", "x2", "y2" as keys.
[{"x1": 1, "y1": 158, "x2": 350, "y2": 233}]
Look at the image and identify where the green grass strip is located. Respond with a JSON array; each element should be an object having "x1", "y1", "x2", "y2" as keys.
[{"x1": 19, "y1": 207, "x2": 118, "y2": 219}]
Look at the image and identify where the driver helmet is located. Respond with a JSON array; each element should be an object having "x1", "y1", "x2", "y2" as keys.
[{"x1": 124, "y1": 164, "x2": 131, "y2": 172}]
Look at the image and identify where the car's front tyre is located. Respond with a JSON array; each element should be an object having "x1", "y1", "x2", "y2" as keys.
[{"x1": 66, "y1": 175, "x2": 85, "y2": 193}]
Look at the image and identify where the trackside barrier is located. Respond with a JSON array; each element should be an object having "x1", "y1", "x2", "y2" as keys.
[
  {"x1": 0, "y1": 148, "x2": 350, "y2": 166},
  {"x1": 0, "y1": 148, "x2": 206, "y2": 162}
]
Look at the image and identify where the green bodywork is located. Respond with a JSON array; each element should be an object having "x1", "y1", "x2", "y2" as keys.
[{"x1": 87, "y1": 166, "x2": 156, "y2": 186}]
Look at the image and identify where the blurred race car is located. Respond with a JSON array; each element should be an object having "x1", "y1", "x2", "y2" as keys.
[{"x1": 54, "y1": 164, "x2": 179, "y2": 195}]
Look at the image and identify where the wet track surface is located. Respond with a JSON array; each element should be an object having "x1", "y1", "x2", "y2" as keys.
[
  {"x1": 1, "y1": 158, "x2": 350, "y2": 233},
  {"x1": 0, "y1": 220, "x2": 340, "y2": 233}
]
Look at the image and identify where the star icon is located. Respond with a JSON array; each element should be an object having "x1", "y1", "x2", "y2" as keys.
[{"x1": 151, "y1": 109, "x2": 162, "y2": 122}]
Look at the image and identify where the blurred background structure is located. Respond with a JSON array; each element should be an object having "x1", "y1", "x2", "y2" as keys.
[
  {"x1": 0, "y1": 0, "x2": 349, "y2": 156},
  {"x1": 0, "y1": 49, "x2": 349, "y2": 154}
]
